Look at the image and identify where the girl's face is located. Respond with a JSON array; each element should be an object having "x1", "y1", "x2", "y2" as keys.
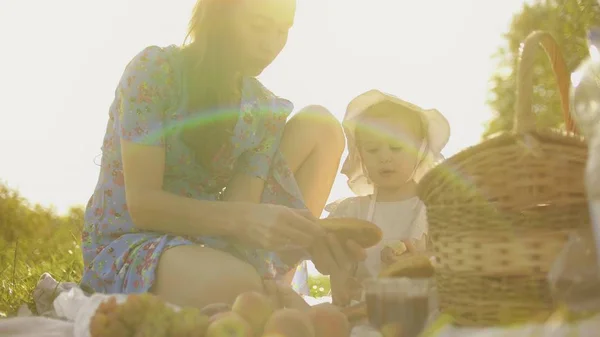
[
  {"x1": 232, "y1": 0, "x2": 296, "y2": 76},
  {"x1": 356, "y1": 107, "x2": 424, "y2": 190}
]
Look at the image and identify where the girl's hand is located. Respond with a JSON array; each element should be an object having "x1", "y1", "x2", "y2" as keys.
[
  {"x1": 233, "y1": 204, "x2": 327, "y2": 251},
  {"x1": 380, "y1": 239, "x2": 417, "y2": 267}
]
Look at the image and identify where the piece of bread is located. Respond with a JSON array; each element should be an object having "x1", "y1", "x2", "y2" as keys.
[
  {"x1": 388, "y1": 241, "x2": 407, "y2": 255},
  {"x1": 318, "y1": 218, "x2": 383, "y2": 249},
  {"x1": 378, "y1": 254, "x2": 435, "y2": 278}
]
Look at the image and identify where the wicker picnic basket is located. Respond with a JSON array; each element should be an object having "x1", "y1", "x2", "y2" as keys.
[{"x1": 417, "y1": 31, "x2": 589, "y2": 327}]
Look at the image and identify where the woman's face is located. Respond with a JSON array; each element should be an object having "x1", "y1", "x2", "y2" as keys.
[
  {"x1": 232, "y1": 0, "x2": 296, "y2": 76},
  {"x1": 356, "y1": 110, "x2": 424, "y2": 189}
]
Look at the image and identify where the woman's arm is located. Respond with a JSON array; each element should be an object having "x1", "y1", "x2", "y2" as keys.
[
  {"x1": 113, "y1": 47, "x2": 324, "y2": 249},
  {"x1": 223, "y1": 173, "x2": 265, "y2": 203},
  {"x1": 122, "y1": 140, "x2": 240, "y2": 237},
  {"x1": 114, "y1": 46, "x2": 247, "y2": 237},
  {"x1": 224, "y1": 171, "x2": 308, "y2": 266},
  {"x1": 123, "y1": 139, "x2": 322, "y2": 247},
  {"x1": 223, "y1": 109, "x2": 288, "y2": 204}
]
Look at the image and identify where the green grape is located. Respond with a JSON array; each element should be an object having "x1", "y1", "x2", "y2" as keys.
[{"x1": 169, "y1": 307, "x2": 210, "y2": 337}]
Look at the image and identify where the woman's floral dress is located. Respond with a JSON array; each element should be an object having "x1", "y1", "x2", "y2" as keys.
[{"x1": 81, "y1": 45, "x2": 307, "y2": 294}]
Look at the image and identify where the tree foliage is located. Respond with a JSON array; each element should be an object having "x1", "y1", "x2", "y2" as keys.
[{"x1": 484, "y1": 0, "x2": 600, "y2": 138}]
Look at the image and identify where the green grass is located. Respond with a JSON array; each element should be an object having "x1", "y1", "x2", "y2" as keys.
[
  {"x1": 0, "y1": 184, "x2": 84, "y2": 316},
  {"x1": 307, "y1": 274, "x2": 331, "y2": 298},
  {"x1": 0, "y1": 183, "x2": 330, "y2": 317}
]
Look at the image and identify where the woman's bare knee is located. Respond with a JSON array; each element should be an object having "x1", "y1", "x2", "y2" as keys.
[
  {"x1": 291, "y1": 105, "x2": 345, "y2": 147},
  {"x1": 283, "y1": 105, "x2": 345, "y2": 170},
  {"x1": 281, "y1": 105, "x2": 345, "y2": 215},
  {"x1": 151, "y1": 245, "x2": 264, "y2": 309}
]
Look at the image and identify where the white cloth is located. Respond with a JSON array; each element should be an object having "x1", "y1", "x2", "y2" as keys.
[
  {"x1": 291, "y1": 260, "x2": 311, "y2": 296},
  {"x1": 2, "y1": 285, "x2": 600, "y2": 337},
  {"x1": 0, "y1": 317, "x2": 74, "y2": 337}
]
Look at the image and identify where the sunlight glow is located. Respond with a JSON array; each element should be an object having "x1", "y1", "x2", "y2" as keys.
[
  {"x1": 590, "y1": 45, "x2": 600, "y2": 63},
  {"x1": 0, "y1": 0, "x2": 529, "y2": 215}
]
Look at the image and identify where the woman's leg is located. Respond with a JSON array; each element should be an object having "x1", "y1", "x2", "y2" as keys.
[
  {"x1": 151, "y1": 106, "x2": 343, "y2": 308},
  {"x1": 151, "y1": 245, "x2": 264, "y2": 309},
  {"x1": 280, "y1": 105, "x2": 345, "y2": 217}
]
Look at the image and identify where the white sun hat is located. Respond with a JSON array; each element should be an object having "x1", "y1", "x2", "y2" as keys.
[{"x1": 341, "y1": 89, "x2": 451, "y2": 196}]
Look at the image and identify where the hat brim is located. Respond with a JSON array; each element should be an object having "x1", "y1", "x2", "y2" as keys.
[
  {"x1": 343, "y1": 89, "x2": 450, "y2": 153},
  {"x1": 341, "y1": 89, "x2": 451, "y2": 196}
]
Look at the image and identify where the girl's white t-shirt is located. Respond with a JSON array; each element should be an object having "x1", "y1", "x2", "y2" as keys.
[
  {"x1": 326, "y1": 195, "x2": 428, "y2": 277},
  {"x1": 290, "y1": 195, "x2": 428, "y2": 296}
]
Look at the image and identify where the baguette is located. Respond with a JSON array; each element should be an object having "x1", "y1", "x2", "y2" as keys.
[
  {"x1": 318, "y1": 218, "x2": 383, "y2": 249},
  {"x1": 379, "y1": 254, "x2": 435, "y2": 278}
]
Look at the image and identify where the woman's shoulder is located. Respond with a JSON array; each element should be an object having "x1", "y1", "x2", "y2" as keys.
[
  {"x1": 123, "y1": 45, "x2": 181, "y2": 77},
  {"x1": 131, "y1": 44, "x2": 180, "y2": 61},
  {"x1": 116, "y1": 45, "x2": 183, "y2": 103},
  {"x1": 247, "y1": 78, "x2": 294, "y2": 112}
]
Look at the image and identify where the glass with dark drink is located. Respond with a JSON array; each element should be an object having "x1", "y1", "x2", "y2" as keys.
[{"x1": 365, "y1": 278, "x2": 431, "y2": 337}]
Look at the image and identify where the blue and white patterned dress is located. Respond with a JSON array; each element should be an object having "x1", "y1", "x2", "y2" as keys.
[{"x1": 81, "y1": 45, "x2": 307, "y2": 294}]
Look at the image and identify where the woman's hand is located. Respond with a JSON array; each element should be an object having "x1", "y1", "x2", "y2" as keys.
[
  {"x1": 309, "y1": 234, "x2": 366, "y2": 307},
  {"x1": 233, "y1": 203, "x2": 327, "y2": 251},
  {"x1": 330, "y1": 271, "x2": 363, "y2": 307},
  {"x1": 309, "y1": 234, "x2": 366, "y2": 276},
  {"x1": 263, "y1": 280, "x2": 310, "y2": 312}
]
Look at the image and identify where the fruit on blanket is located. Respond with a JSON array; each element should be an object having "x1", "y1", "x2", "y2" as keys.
[
  {"x1": 116, "y1": 293, "x2": 172, "y2": 328},
  {"x1": 168, "y1": 307, "x2": 210, "y2": 337},
  {"x1": 262, "y1": 308, "x2": 315, "y2": 337},
  {"x1": 90, "y1": 293, "x2": 210, "y2": 337},
  {"x1": 90, "y1": 297, "x2": 131, "y2": 337},
  {"x1": 201, "y1": 303, "x2": 233, "y2": 317},
  {"x1": 206, "y1": 311, "x2": 253, "y2": 337},
  {"x1": 232, "y1": 291, "x2": 274, "y2": 335},
  {"x1": 308, "y1": 303, "x2": 350, "y2": 337},
  {"x1": 135, "y1": 312, "x2": 172, "y2": 337}
]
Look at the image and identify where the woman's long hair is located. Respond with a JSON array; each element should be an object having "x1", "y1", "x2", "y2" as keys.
[
  {"x1": 180, "y1": 0, "x2": 244, "y2": 169},
  {"x1": 183, "y1": 0, "x2": 243, "y2": 106}
]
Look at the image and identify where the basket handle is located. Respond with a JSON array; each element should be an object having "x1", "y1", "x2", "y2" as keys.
[{"x1": 514, "y1": 31, "x2": 577, "y2": 135}]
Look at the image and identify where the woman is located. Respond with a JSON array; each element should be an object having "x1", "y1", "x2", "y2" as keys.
[{"x1": 81, "y1": 0, "x2": 364, "y2": 309}]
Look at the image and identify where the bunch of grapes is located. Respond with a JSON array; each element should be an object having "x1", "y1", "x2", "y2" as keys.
[{"x1": 89, "y1": 293, "x2": 209, "y2": 337}]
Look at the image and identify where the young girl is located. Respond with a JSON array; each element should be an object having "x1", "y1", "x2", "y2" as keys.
[{"x1": 327, "y1": 89, "x2": 450, "y2": 305}]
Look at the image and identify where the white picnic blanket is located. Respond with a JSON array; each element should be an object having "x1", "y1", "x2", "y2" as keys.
[
  {"x1": 0, "y1": 316, "x2": 73, "y2": 337},
  {"x1": 1, "y1": 274, "x2": 600, "y2": 337}
]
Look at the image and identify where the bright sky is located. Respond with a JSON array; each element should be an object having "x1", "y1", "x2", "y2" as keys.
[{"x1": 0, "y1": 0, "x2": 527, "y2": 215}]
